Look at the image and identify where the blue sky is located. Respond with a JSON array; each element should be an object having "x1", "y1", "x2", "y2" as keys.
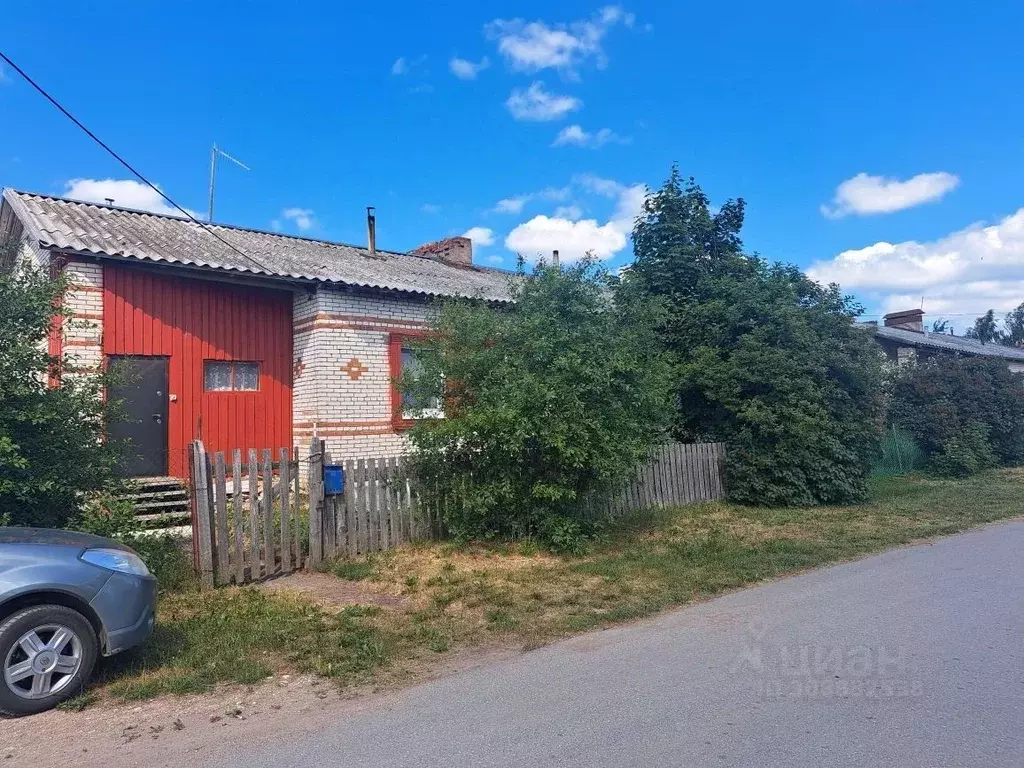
[{"x1": 2, "y1": 1, "x2": 1023, "y2": 326}]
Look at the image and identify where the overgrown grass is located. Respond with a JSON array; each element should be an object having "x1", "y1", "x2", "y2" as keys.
[{"x1": 88, "y1": 470, "x2": 1024, "y2": 704}]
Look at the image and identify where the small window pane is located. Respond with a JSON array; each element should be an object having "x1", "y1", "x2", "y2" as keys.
[
  {"x1": 205, "y1": 362, "x2": 232, "y2": 391},
  {"x1": 234, "y1": 363, "x2": 260, "y2": 391},
  {"x1": 400, "y1": 346, "x2": 441, "y2": 415}
]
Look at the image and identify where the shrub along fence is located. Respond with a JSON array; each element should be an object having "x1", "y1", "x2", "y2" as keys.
[{"x1": 189, "y1": 439, "x2": 726, "y2": 588}]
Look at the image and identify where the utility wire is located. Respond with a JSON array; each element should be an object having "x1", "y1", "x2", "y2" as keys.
[{"x1": 0, "y1": 49, "x2": 281, "y2": 278}]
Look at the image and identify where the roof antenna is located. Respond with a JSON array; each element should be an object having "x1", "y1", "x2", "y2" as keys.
[{"x1": 207, "y1": 142, "x2": 251, "y2": 222}]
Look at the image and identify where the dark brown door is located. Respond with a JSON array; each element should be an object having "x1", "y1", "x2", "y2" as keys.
[{"x1": 107, "y1": 356, "x2": 169, "y2": 477}]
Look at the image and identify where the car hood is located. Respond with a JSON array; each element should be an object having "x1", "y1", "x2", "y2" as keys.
[{"x1": 0, "y1": 526, "x2": 132, "y2": 551}]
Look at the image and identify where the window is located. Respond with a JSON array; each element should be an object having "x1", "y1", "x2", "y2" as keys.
[
  {"x1": 389, "y1": 333, "x2": 442, "y2": 428},
  {"x1": 204, "y1": 361, "x2": 260, "y2": 391}
]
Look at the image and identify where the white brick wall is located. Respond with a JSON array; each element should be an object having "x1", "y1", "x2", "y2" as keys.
[
  {"x1": 292, "y1": 286, "x2": 436, "y2": 460},
  {"x1": 61, "y1": 261, "x2": 104, "y2": 374}
]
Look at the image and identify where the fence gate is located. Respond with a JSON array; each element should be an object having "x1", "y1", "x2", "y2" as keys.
[{"x1": 188, "y1": 441, "x2": 302, "y2": 588}]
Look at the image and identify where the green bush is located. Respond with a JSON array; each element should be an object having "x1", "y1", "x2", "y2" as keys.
[
  {"x1": 1, "y1": 239, "x2": 125, "y2": 527},
  {"x1": 929, "y1": 422, "x2": 999, "y2": 478},
  {"x1": 406, "y1": 259, "x2": 674, "y2": 551},
  {"x1": 630, "y1": 169, "x2": 886, "y2": 506},
  {"x1": 874, "y1": 427, "x2": 927, "y2": 476},
  {"x1": 889, "y1": 355, "x2": 1024, "y2": 473}
]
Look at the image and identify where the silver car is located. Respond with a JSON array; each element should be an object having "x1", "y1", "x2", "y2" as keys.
[{"x1": 0, "y1": 527, "x2": 157, "y2": 716}]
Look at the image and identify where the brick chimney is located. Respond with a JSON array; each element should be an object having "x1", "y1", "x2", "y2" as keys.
[
  {"x1": 883, "y1": 309, "x2": 925, "y2": 333},
  {"x1": 410, "y1": 236, "x2": 472, "y2": 267}
]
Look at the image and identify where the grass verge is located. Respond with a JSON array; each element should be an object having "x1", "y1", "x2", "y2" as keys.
[{"x1": 88, "y1": 470, "x2": 1023, "y2": 703}]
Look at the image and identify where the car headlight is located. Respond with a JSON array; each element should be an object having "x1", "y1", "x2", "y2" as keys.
[{"x1": 81, "y1": 548, "x2": 151, "y2": 576}]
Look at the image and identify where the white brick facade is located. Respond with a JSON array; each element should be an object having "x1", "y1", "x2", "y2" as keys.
[
  {"x1": 61, "y1": 260, "x2": 104, "y2": 375},
  {"x1": 293, "y1": 285, "x2": 436, "y2": 459}
]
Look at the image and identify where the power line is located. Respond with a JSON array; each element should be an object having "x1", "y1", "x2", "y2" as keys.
[{"x1": 0, "y1": 49, "x2": 280, "y2": 278}]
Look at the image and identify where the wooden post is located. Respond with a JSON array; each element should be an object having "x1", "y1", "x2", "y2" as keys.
[
  {"x1": 323, "y1": 451, "x2": 336, "y2": 560},
  {"x1": 280, "y1": 447, "x2": 291, "y2": 572},
  {"x1": 343, "y1": 459, "x2": 357, "y2": 557},
  {"x1": 307, "y1": 438, "x2": 324, "y2": 567},
  {"x1": 232, "y1": 449, "x2": 244, "y2": 585},
  {"x1": 213, "y1": 452, "x2": 229, "y2": 585},
  {"x1": 248, "y1": 449, "x2": 260, "y2": 582},
  {"x1": 292, "y1": 451, "x2": 301, "y2": 566},
  {"x1": 261, "y1": 449, "x2": 274, "y2": 575},
  {"x1": 191, "y1": 441, "x2": 215, "y2": 589},
  {"x1": 356, "y1": 459, "x2": 370, "y2": 555}
]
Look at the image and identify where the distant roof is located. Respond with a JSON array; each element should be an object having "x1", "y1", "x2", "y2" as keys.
[
  {"x1": 1, "y1": 189, "x2": 514, "y2": 302},
  {"x1": 862, "y1": 322, "x2": 1024, "y2": 361}
]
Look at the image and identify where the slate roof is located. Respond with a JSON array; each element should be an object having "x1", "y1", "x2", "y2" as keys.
[
  {"x1": 863, "y1": 322, "x2": 1024, "y2": 362},
  {"x1": 1, "y1": 189, "x2": 514, "y2": 301}
]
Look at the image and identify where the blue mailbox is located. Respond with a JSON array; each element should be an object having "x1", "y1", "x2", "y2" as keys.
[{"x1": 323, "y1": 464, "x2": 344, "y2": 495}]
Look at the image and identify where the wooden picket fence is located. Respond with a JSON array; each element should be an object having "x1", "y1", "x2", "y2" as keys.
[
  {"x1": 190, "y1": 439, "x2": 727, "y2": 588},
  {"x1": 306, "y1": 440, "x2": 443, "y2": 567},
  {"x1": 579, "y1": 442, "x2": 726, "y2": 518},
  {"x1": 188, "y1": 441, "x2": 303, "y2": 588}
]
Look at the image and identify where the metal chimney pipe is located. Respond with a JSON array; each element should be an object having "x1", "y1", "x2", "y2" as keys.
[
  {"x1": 367, "y1": 206, "x2": 376, "y2": 257},
  {"x1": 552, "y1": 249, "x2": 559, "y2": 267}
]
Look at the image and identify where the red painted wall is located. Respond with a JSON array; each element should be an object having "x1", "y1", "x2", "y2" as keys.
[{"x1": 102, "y1": 263, "x2": 293, "y2": 478}]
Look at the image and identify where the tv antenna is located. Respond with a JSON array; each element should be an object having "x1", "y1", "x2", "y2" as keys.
[{"x1": 207, "y1": 143, "x2": 251, "y2": 222}]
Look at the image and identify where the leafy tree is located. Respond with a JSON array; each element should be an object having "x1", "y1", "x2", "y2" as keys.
[
  {"x1": 0, "y1": 239, "x2": 123, "y2": 527},
  {"x1": 405, "y1": 259, "x2": 674, "y2": 551},
  {"x1": 964, "y1": 309, "x2": 1005, "y2": 344},
  {"x1": 931, "y1": 318, "x2": 952, "y2": 334},
  {"x1": 1003, "y1": 302, "x2": 1024, "y2": 348},
  {"x1": 888, "y1": 355, "x2": 1024, "y2": 471},
  {"x1": 630, "y1": 168, "x2": 886, "y2": 506}
]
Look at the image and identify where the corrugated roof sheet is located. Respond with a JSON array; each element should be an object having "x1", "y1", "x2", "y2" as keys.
[
  {"x1": 2, "y1": 189, "x2": 515, "y2": 301},
  {"x1": 862, "y1": 322, "x2": 1024, "y2": 361}
]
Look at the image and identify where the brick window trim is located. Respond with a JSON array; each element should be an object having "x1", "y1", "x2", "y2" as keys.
[{"x1": 388, "y1": 330, "x2": 433, "y2": 431}]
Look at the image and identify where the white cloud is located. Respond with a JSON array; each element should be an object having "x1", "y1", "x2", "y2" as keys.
[
  {"x1": 821, "y1": 172, "x2": 960, "y2": 218},
  {"x1": 574, "y1": 172, "x2": 625, "y2": 197},
  {"x1": 449, "y1": 56, "x2": 490, "y2": 80},
  {"x1": 63, "y1": 178, "x2": 195, "y2": 217},
  {"x1": 552, "y1": 124, "x2": 629, "y2": 148},
  {"x1": 506, "y1": 81, "x2": 581, "y2": 121},
  {"x1": 506, "y1": 216, "x2": 626, "y2": 262},
  {"x1": 281, "y1": 207, "x2": 317, "y2": 232},
  {"x1": 421, "y1": 203, "x2": 442, "y2": 214},
  {"x1": 485, "y1": 6, "x2": 635, "y2": 79},
  {"x1": 807, "y1": 207, "x2": 1024, "y2": 318},
  {"x1": 462, "y1": 226, "x2": 496, "y2": 247},
  {"x1": 504, "y1": 176, "x2": 646, "y2": 262},
  {"x1": 490, "y1": 186, "x2": 570, "y2": 214},
  {"x1": 494, "y1": 197, "x2": 528, "y2": 214},
  {"x1": 392, "y1": 55, "x2": 428, "y2": 80},
  {"x1": 487, "y1": 254, "x2": 504, "y2": 265}
]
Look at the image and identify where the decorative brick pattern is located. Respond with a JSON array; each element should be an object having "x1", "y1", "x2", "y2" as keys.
[
  {"x1": 342, "y1": 358, "x2": 368, "y2": 380},
  {"x1": 292, "y1": 287, "x2": 435, "y2": 459}
]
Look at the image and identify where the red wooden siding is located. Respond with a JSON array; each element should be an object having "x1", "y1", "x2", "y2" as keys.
[{"x1": 103, "y1": 264, "x2": 293, "y2": 478}]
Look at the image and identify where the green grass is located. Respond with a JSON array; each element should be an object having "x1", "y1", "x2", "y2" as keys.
[
  {"x1": 91, "y1": 590, "x2": 392, "y2": 701},
  {"x1": 86, "y1": 470, "x2": 1024, "y2": 706}
]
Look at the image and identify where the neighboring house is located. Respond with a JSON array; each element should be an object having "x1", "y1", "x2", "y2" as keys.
[
  {"x1": 0, "y1": 189, "x2": 512, "y2": 479},
  {"x1": 863, "y1": 309, "x2": 1024, "y2": 374}
]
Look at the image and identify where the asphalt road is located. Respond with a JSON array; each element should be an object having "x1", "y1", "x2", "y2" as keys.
[{"x1": 217, "y1": 521, "x2": 1024, "y2": 768}]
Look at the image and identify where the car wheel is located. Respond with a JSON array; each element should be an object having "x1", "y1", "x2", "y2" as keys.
[{"x1": 0, "y1": 604, "x2": 98, "y2": 716}]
